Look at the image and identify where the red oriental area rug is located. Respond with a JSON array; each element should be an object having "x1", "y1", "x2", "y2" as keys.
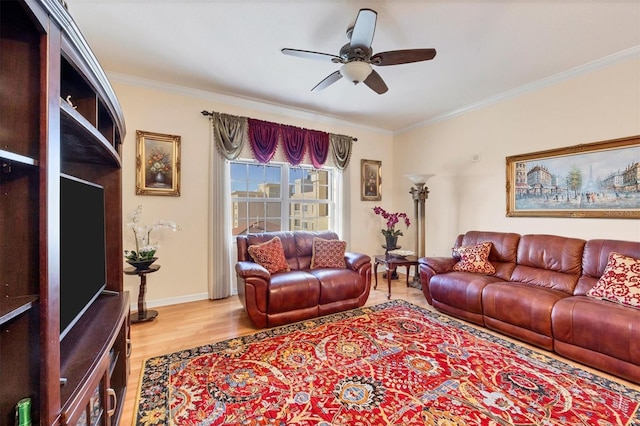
[{"x1": 134, "y1": 300, "x2": 640, "y2": 425}]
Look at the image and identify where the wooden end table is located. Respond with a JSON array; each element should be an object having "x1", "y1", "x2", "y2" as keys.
[
  {"x1": 124, "y1": 264, "x2": 161, "y2": 323},
  {"x1": 374, "y1": 254, "x2": 419, "y2": 299}
]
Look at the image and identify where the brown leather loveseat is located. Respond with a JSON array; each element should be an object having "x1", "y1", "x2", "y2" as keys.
[
  {"x1": 236, "y1": 231, "x2": 371, "y2": 328},
  {"x1": 419, "y1": 230, "x2": 640, "y2": 384}
]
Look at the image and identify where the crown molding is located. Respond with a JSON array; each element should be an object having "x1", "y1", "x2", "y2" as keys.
[
  {"x1": 106, "y1": 72, "x2": 393, "y2": 136},
  {"x1": 397, "y1": 46, "x2": 640, "y2": 135}
]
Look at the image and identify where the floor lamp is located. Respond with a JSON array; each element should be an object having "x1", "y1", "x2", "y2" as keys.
[{"x1": 406, "y1": 174, "x2": 435, "y2": 283}]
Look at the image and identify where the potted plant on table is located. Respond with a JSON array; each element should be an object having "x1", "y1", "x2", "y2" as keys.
[
  {"x1": 372, "y1": 206, "x2": 410, "y2": 250},
  {"x1": 124, "y1": 205, "x2": 180, "y2": 270}
]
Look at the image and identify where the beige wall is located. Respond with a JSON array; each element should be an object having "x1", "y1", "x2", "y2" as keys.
[
  {"x1": 113, "y1": 79, "x2": 394, "y2": 307},
  {"x1": 393, "y1": 57, "x2": 640, "y2": 256},
  {"x1": 113, "y1": 56, "x2": 639, "y2": 308}
]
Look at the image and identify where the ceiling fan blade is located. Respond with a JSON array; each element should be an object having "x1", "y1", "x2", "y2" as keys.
[
  {"x1": 371, "y1": 48, "x2": 437, "y2": 66},
  {"x1": 311, "y1": 70, "x2": 342, "y2": 92},
  {"x1": 363, "y1": 70, "x2": 388, "y2": 94},
  {"x1": 350, "y1": 8, "x2": 377, "y2": 49},
  {"x1": 281, "y1": 48, "x2": 342, "y2": 63}
]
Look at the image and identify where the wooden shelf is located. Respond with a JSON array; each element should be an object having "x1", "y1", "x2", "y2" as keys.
[
  {"x1": 1, "y1": 1, "x2": 127, "y2": 424},
  {"x1": 61, "y1": 101, "x2": 121, "y2": 167},
  {"x1": 0, "y1": 295, "x2": 38, "y2": 325},
  {"x1": 0, "y1": 150, "x2": 37, "y2": 167},
  {"x1": 60, "y1": 293, "x2": 129, "y2": 409}
]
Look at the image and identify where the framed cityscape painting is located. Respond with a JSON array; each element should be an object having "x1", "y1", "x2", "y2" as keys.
[
  {"x1": 506, "y1": 135, "x2": 640, "y2": 218},
  {"x1": 136, "y1": 130, "x2": 181, "y2": 196}
]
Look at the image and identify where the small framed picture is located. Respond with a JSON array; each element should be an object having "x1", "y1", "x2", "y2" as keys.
[
  {"x1": 136, "y1": 130, "x2": 181, "y2": 196},
  {"x1": 361, "y1": 159, "x2": 381, "y2": 201}
]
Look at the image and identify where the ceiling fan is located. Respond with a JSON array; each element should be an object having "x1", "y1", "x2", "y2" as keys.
[{"x1": 281, "y1": 8, "x2": 437, "y2": 94}]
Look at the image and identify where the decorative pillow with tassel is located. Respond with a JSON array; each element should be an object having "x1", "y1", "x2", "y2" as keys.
[
  {"x1": 247, "y1": 236, "x2": 290, "y2": 274},
  {"x1": 452, "y1": 241, "x2": 496, "y2": 275},
  {"x1": 311, "y1": 237, "x2": 347, "y2": 269}
]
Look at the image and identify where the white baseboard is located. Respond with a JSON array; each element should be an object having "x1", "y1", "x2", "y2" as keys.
[{"x1": 130, "y1": 292, "x2": 210, "y2": 312}]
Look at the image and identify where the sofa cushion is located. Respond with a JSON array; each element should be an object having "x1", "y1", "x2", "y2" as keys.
[
  {"x1": 311, "y1": 237, "x2": 347, "y2": 269},
  {"x1": 430, "y1": 272, "x2": 506, "y2": 324},
  {"x1": 452, "y1": 242, "x2": 496, "y2": 275},
  {"x1": 575, "y1": 239, "x2": 640, "y2": 296},
  {"x1": 455, "y1": 231, "x2": 520, "y2": 280},
  {"x1": 268, "y1": 271, "x2": 320, "y2": 314},
  {"x1": 552, "y1": 295, "x2": 640, "y2": 368},
  {"x1": 309, "y1": 269, "x2": 365, "y2": 305},
  {"x1": 247, "y1": 236, "x2": 290, "y2": 274},
  {"x1": 483, "y1": 282, "x2": 568, "y2": 350},
  {"x1": 510, "y1": 234, "x2": 585, "y2": 294},
  {"x1": 586, "y1": 252, "x2": 640, "y2": 308}
]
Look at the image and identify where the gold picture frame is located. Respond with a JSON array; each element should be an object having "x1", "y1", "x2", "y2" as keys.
[
  {"x1": 361, "y1": 159, "x2": 381, "y2": 201},
  {"x1": 136, "y1": 130, "x2": 181, "y2": 196},
  {"x1": 506, "y1": 135, "x2": 640, "y2": 218}
]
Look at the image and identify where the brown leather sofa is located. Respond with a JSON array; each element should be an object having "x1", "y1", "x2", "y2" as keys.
[
  {"x1": 419, "y1": 230, "x2": 640, "y2": 384},
  {"x1": 236, "y1": 231, "x2": 371, "y2": 328}
]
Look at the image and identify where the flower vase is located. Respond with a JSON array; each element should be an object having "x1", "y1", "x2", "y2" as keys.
[
  {"x1": 155, "y1": 172, "x2": 165, "y2": 184},
  {"x1": 385, "y1": 235, "x2": 398, "y2": 251},
  {"x1": 126, "y1": 257, "x2": 157, "y2": 271}
]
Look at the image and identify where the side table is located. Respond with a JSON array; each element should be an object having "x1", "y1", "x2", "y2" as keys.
[
  {"x1": 374, "y1": 254, "x2": 419, "y2": 299},
  {"x1": 124, "y1": 264, "x2": 161, "y2": 323}
]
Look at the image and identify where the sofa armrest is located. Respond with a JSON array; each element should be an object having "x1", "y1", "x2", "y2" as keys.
[
  {"x1": 418, "y1": 257, "x2": 456, "y2": 305},
  {"x1": 235, "y1": 261, "x2": 271, "y2": 328},
  {"x1": 235, "y1": 261, "x2": 271, "y2": 281},
  {"x1": 419, "y1": 256, "x2": 457, "y2": 273},
  {"x1": 345, "y1": 252, "x2": 372, "y2": 271}
]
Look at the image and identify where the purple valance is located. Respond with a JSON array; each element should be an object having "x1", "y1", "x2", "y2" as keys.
[
  {"x1": 247, "y1": 118, "x2": 280, "y2": 163},
  {"x1": 306, "y1": 130, "x2": 329, "y2": 169},
  {"x1": 205, "y1": 111, "x2": 354, "y2": 169},
  {"x1": 281, "y1": 125, "x2": 306, "y2": 165}
]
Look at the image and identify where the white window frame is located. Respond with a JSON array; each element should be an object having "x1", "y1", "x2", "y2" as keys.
[{"x1": 230, "y1": 160, "x2": 338, "y2": 235}]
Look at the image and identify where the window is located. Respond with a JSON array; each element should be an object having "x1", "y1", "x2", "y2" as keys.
[{"x1": 230, "y1": 161, "x2": 335, "y2": 236}]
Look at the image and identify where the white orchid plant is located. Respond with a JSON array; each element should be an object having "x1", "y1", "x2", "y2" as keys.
[{"x1": 124, "y1": 205, "x2": 180, "y2": 262}]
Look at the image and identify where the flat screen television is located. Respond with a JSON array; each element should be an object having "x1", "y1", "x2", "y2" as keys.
[{"x1": 60, "y1": 174, "x2": 107, "y2": 341}]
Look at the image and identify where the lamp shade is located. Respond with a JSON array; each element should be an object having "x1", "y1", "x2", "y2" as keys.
[
  {"x1": 405, "y1": 173, "x2": 436, "y2": 185},
  {"x1": 340, "y1": 61, "x2": 372, "y2": 84}
]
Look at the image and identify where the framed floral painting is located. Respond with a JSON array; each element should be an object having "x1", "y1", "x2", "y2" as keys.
[{"x1": 136, "y1": 130, "x2": 181, "y2": 196}]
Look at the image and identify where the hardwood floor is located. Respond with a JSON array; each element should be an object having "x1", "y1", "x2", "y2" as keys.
[{"x1": 120, "y1": 273, "x2": 639, "y2": 425}]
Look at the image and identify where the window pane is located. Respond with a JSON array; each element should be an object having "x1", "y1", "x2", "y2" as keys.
[
  {"x1": 263, "y1": 183, "x2": 281, "y2": 198},
  {"x1": 316, "y1": 170, "x2": 329, "y2": 200},
  {"x1": 265, "y1": 165, "x2": 280, "y2": 183},
  {"x1": 246, "y1": 164, "x2": 265, "y2": 198},
  {"x1": 230, "y1": 163, "x2": 248, "y2": 193},
  {"x1": 264, "y1": 219, "x2": 281, "y2": 232},
  {"x1": 265, "y1": 202, "x2": 281, "y2": 218}
]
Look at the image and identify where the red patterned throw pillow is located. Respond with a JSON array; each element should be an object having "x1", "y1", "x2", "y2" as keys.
[
  {"x1": 311, "y1": 237, "x2": 347, "y2": 269},
  {"x1": 452, "y1": 241, "x2": 496, "y2": 275},
  {"x1": 586, "y1": 252, "x2": 640, "y2": 308},
  {"x1": 247, "y1": 236, "x2": 290, "y2": 274}
]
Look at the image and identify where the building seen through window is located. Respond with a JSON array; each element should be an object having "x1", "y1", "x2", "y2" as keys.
[{"x1": 230, "y1": 161, "x2": 333, "y2": 236}]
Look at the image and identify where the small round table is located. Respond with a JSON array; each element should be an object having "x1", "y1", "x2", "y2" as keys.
[
  {"x1": 124, "y1": 264, "x2": 161, "y2": 323},
  {"x1": 374, "y1": 254, "x2": 419, "y2": 299}
]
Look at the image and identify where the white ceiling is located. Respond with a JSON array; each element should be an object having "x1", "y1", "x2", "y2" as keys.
[{"x1": 64, "y1": 1, "x2": 640, "y2": 133}]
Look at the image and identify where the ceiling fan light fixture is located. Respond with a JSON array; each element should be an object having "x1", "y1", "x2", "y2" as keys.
[{"x1": 339, "y1": 61, "x2": 372, "y2": 84}]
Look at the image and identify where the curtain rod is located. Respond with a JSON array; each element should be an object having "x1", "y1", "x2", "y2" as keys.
[{"x1": 200, "y1": 110, "x2": 357, "y2": 142}]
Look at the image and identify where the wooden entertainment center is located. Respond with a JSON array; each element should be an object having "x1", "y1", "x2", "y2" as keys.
[{"x1": 0, "y1": 0, "x2": 128, "y2": 425}]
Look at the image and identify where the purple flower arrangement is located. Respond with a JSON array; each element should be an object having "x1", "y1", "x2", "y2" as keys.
[{"x1": 372, "y1": 206, "x2": 411, "y2": 237}]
